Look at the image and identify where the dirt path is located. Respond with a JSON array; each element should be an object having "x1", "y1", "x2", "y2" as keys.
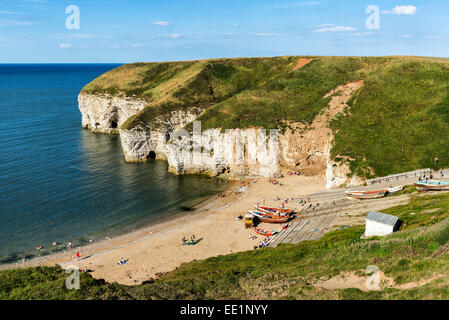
[{"x1": 292, "y1": 58, "x2": 313, "y2": 70}]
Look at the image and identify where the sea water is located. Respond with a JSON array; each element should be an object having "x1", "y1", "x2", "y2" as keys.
[{"x1": 0, "y1": 64, "x2": 226, "y2": 264}]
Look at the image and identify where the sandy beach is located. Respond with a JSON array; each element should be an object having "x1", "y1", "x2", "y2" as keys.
[{"x1": 2, "y1": 174, "x2": 326, "y2": 285}]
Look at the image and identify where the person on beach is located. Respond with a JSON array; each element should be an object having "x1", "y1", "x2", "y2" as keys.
[
  {"x1": 182, "y1": 237, "x2": 186, "y2": 245},
  {"x1": 76, "y1": 252, "x2": 80, "y2": 260}
]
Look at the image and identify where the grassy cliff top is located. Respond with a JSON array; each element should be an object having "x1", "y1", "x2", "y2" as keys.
[
  {"x1": 3, "y1": 187, "x2": 449, "y2": 300},
  {"x1": 81, "y1": 56, "x2": 449, "y2": 178}
]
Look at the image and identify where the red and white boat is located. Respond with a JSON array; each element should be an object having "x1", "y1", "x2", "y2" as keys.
[
  {"x1": 345, "y1": 189, "x2": 387, "y2": 200},
  {"x1": 253, "y1": 227, "x2": 277, "y2": 237},
  {"x1": 249, "y1": 210, "x2": 290, "y2": 223},
  {"x1": 255, "y1": 205, "x2": 293, "y2": 216}
]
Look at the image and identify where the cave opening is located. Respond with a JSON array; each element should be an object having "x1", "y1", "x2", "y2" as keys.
[
  {"x1": 111, "y1": 121, "x2": 118, "y2": 129},
  {"x1": 148, "y1": 151, "x2": 156, "y2": 160}
]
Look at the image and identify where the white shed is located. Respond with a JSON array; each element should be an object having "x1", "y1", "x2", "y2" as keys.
[{"x1": 365, "y1": 211, "x2": 399, "y2": 237}]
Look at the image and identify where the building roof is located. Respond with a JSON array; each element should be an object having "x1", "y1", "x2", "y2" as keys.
[{"x1": 366, "y1": 211, "x2": 399, "y2": 226}]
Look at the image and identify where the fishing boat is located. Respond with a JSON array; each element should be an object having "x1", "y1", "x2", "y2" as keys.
[
  {"x1": 255, "y1": 205, "x2": 293, "y2": 216},
  {"x1": 345, "y1": 190, "x2": 387, "y2": 200},
  {"x1": 385, "y1": 185, "x2": 404, "y2": 194},
  {"x1": 249, "y1": 210, "x2": 290, "y2": 223},
  {"x1": 414, "y1": 180, "x2": 449, "y2": 192},
  {"x1": 252, "y1": 226, "x2": 277, "y2": 237}
]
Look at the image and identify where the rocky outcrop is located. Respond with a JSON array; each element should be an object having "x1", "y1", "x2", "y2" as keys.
[
  {"x1": 78, "y1": 79, "x2": 366, "y2": 187},
  {"x1": 78, "y1": 93, "x2": 147, "y2": 133}
]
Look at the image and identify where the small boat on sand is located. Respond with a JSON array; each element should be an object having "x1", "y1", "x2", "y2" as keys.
[
  {"x1": 345, "y1": 190, "x2": 387, "y2": 200},
  {"x1": 385, "y1": 185, "x2": 404, "y2": 194},
  {"x1": 253, "y1": 227, "x2": 277, "y2": 237},
  {"x1": 249, "y1": 210, "x2": 290, "y2": 223},
  {"x1": 414, "y1": 180, "x2": 449, "y2": 192},
  {"x1": 255, "y1": 205, "x2": 293, "y2": 215}
]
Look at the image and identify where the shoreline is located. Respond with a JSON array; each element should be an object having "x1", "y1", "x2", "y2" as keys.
[
  {"x1": 1, "y1": 175, "x2": 328, "y2": 285},
  {"x1": 0, "y1": 180, "x2": 233, "y2": 270},
  {"x1": 0, "y1": 177, "x2": 229, "y2": 268}
]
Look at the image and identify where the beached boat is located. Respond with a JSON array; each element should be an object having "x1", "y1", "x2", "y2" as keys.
[
  {"x1": 249, "y1": 210, "x2": 290, "y2": 223},
  {"x1": 255, "y1": 205, "x2": 293, "y2": 216},
  {"x1": 385, "y1": 185, "x2": 404, "y2": 194},
  {"x1": 253, "y1": 226, "x2": 277, "y2": 237},
  {"x1": 345, "y1": 190, "x2": 387, "y2": 200},
  {"x1": 414, "y1": 180, "x2": 449, "y2": 192}
]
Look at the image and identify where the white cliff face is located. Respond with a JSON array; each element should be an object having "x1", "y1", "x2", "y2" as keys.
[
  {"x1": 325, "y1": 149, "x2": 364, "y2": 189},
  {"x1": 79, "y1": 80, "x2": 367, "y2": 186},
  {"x1": 164, "y1": 128, "x2": 279, "y2": 177},
  {"x1": 78, "y1": 93, "x2": 147, "y2": 133},
  {"x1": 119, "y1": 108, "x2": 204, "y2": 162}
]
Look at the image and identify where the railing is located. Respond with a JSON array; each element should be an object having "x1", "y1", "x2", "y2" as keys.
[{"x1": 366, "y1": 168, "x2": 432, "y2": 185}]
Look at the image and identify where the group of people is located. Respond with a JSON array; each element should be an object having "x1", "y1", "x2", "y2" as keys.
[
  {"x1": 182, "y1": 235, "x2": 197, "y2": 246},
  {"x1": 254, "y1": 238, "x2": 269, "y2": 249},
  {"x1": 117, "y1": 258, "x2": 127, "y2": 265}
]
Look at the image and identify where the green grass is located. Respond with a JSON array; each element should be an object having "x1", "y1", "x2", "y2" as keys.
[
  {"x1": 3, "y1": 189, "x2": 449, "y2": 300},
  {"x1": 81, "y1": 56, "x2": 449, "y2": 177}
]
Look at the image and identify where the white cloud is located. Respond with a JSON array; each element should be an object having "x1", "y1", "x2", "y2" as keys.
[
  {"x1": 255, "y1": 33, "x2": 283, "y2": 37},
  {"x1": 265, "y1": 1, "x2": 323, "y2": 9},
  {"x1": 131, "y1": 43, "x2": 143, "y2": 48},
  {"x1": 314, "y1": 26, "x2": 356, "y2": 32},
  {"x1": 382, "y1": 5, "x2": 417, "y2": 15},
  {"x1": 153, "y1": 21, "x2": 170, "y2": 26},
  {"x1": 423, "y1": 35, "x2": 441, "y2": 39},
  {"x1": 352, "y1": 32, "x2": 374, "y2": 37},
  {"x1": 59, "y1": 43, "x2": 73, "y2": 49},
  {"x1": 169, "y1": 33, "x2": 180, "y2": 38},
  {"x1": 0, "y1": 19, "x2": 33, "y2": 26},
  {"x1": 400, "y1": 34, "x2": 414, "y2": 38}
]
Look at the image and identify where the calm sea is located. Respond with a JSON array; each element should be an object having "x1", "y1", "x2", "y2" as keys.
[{"x1": 0, "y1": 64, "x2": 226, "y2": 264}]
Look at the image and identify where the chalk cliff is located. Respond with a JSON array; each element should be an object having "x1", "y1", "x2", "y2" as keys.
[
  {"x1": 80, "y1": 56, "x2": 449, "y2": 187},
  {"x1": 78, "y1": 78, "x2": 364, "y2": 187}
]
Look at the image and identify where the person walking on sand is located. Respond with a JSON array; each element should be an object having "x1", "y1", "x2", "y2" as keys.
[{"x1": 76, "y1": 252, "x2": 80, "y2": 260}]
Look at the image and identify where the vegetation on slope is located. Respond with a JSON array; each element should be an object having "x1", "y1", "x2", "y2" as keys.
[
  {"x1": 81, "y1": 56, "x2": 449, "y2": 178},
  {"x1": 3, "y1": 189, "x2": 449, "y2": 300}
]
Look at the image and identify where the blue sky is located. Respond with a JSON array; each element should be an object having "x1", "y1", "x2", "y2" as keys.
[{"x1": 0, "y1": 0, "x2": 447, "y2": 62}]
